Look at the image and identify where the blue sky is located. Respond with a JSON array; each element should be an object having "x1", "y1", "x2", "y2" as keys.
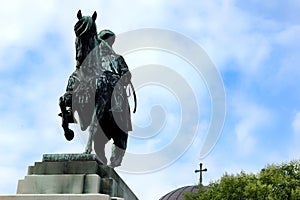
[{"x1": 1, "y1": 0, "x2": 300, "y2": 199}]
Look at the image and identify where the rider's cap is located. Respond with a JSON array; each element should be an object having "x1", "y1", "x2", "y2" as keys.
[{"x1": 98, "y1": 29, "x2": 115, "y2": 43}]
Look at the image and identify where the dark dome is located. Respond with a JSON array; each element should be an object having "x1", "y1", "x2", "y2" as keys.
[{"x1": 159, "y1": 185, "x2": 199, "y2": 200}]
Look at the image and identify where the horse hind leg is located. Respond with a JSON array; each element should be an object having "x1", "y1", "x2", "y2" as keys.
[
  {"x1": 84, "y1": 79, "x2": 111, "y2": 159},
  {"x1": 93, "y1": 130, "x2": 109, "y2": 165},
  {"x1": 109, "y1": 130, "x2": 128, "y2": 168},
  {"x1": 84, "y1": 99, "x2": 106, "y2": 155},
  {"x1": 84, "y1": 130, "x2": 93, "y2": 154},
  {"x1": 109, "y1": 145, "x2": 125, "y2": 168},
  {"x1": 84, "y1": 111, "x2": 97, "y2": 154}
]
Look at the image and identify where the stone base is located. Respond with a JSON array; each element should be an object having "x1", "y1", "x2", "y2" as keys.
[
  {"x1": 17, "y1": 174, "x2": 100, "y2": 194},
  {"x1": 0, "y1": 194, "x2": 111, "y2": 200},
  {"x1": 11, "y1": 154, "x2": 138, "y2": 200}
]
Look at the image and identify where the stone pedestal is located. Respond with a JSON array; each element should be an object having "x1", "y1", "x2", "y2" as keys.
[
  {"x1": 0, "y1": 194, "x2": 111, "y2": 200},
  {"x1": 0, "y1": 154, "x2": 139, "y2": 200}
]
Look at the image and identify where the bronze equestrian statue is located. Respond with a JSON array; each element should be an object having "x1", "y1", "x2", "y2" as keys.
[{"x1": 59, "y1": 10, "x2": 135, "y2": 168}]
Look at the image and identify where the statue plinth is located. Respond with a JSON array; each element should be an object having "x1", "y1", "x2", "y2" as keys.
[
  {"x1": 42, "y1": 153, "x2": 101, "y2": 163},
  {"x1": 0, "y1": 154, "x2": 138, "y2": 200}
]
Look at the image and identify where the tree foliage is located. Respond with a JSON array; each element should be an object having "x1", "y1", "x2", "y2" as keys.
[{"x1": 184, "y1": 160, "x2": 300, "y2": 200}]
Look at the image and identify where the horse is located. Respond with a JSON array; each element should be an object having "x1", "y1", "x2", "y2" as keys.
[
  {"x1": 59, "y1": 10, "x2": 133, "y2": 167},
  {"x1": 59, "y1": 9, "x2": 99, "y2": 140}
]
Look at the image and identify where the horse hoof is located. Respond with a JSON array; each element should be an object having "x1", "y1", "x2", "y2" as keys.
[
  {"x1": 84, "y1": 149, "x2": 92, "y2": 154},
  {"x1": 65, "y1": 129, "x2": 74, "y2": 141},
  {"x1": 108, "y1": 164, "x2": 115, "y2": 169}
]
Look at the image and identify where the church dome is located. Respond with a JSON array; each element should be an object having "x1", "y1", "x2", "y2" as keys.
[{"x1": 159, "y1": 185, "x2": 199, "y2": 200}]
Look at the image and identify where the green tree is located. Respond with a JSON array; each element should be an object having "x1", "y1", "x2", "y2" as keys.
[{"x1": 184, "y1": 160, "x2": 300, "y2": 200}]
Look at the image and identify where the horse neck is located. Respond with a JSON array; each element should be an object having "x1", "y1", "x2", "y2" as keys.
[
  {"x1": 80, "y1": 35, "x2": 98, "y2": 57},
  {"x1": 76, "y1": 35, "x2": 99, "y2": 65},
  {"x1": 76, "y1": 35, "x2": 101, "y2": 79}
]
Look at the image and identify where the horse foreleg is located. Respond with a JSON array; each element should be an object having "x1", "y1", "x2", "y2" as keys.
[
  {"x1": 59, "y1": 96, "x2": 74, "y2": 141},
  {"x1": 84, "y1": 92, "x2": 107, "y2": 159},
  {"x1": 84, "y1": 133, "x2": 93, "y2": 154},
  {"x1": 84, "y1": 130, "x2": 93, "y2": 154},
  {"x1": 84, "y1": 106, "x2": 100, "y2": 154}
]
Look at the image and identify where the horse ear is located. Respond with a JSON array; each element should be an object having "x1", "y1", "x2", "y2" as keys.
[
  {"x1": 92, "y1": 11, "x2": 97, "y2": 21},
  {"x1": 77, "y1": 10, "x2": 82, "y2": 19}
]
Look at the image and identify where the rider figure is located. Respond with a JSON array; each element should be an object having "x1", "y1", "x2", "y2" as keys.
[{"x1": 94, "y1": 29, "x2": 132, "y2": 167}]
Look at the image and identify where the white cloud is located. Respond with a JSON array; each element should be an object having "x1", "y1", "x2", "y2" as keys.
[
  {"x1": 0, "y1": 166, "x2": 25, "y2": 194},
  {"x1": 274, "y1": 25, "x2": 300, "y2": 47},
  {"x1": 292, "y1": 112, "x2": 300, "y2": 135},
  {"x1": 286, "y1": 112, "x2": 300, "y2": 160},
  {"x1": 233, "y1": 96, "x2": 271, "y2": 155},
  {"x1": 159, "y1": 0, "x2": 274, "y2": 75}
]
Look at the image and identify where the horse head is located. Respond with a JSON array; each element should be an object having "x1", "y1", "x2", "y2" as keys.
[
  {"x1": 75, "y1": 10, "x2": 97, "y2": 39},
  {"x1": 74, "y1": 10, "x2": 99, "y2": 68}
]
